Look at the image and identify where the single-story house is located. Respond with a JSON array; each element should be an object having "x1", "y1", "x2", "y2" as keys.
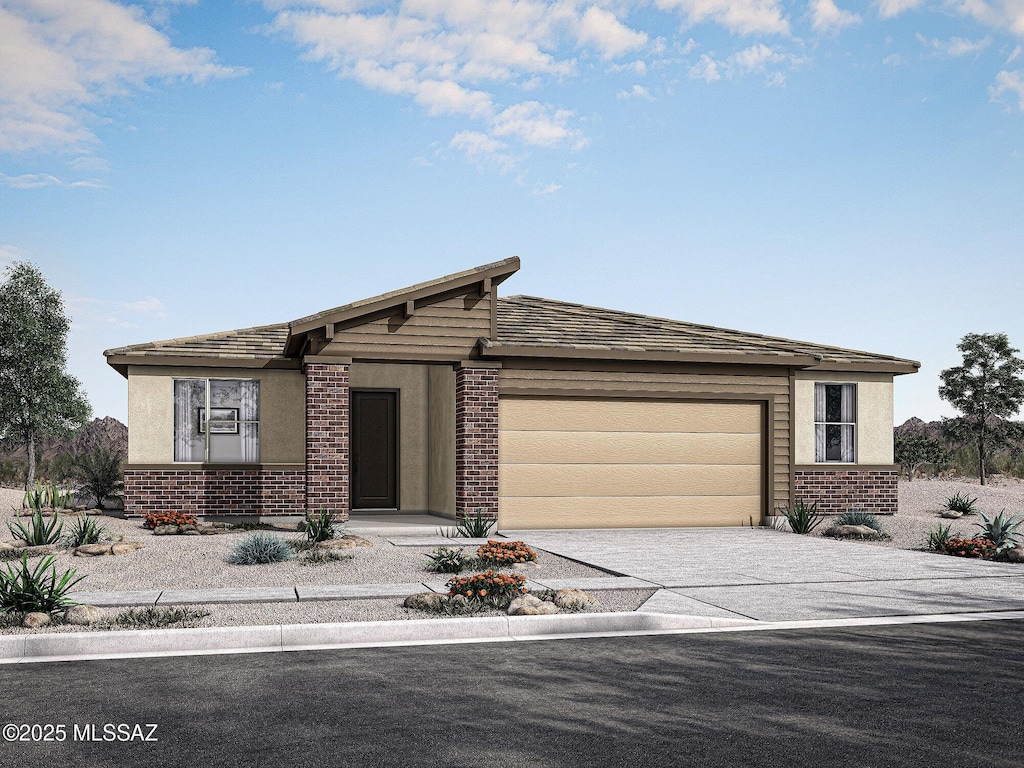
[{"x1": 105, "y1": 258, "x2": 918, "y2": 528}]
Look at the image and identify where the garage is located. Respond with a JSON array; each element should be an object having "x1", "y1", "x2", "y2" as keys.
[{"x1": 498, "y1": 397, "x2": 764, "y2": 529}]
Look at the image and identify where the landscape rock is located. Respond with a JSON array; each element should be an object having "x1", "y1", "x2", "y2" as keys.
[
  {"x1": 940, "y1": 511, "x2": 963, "y2": 519},
  {"x1": 22, "y1": 612, "x2": 51, "y2": 628},
  {"x1": 553, "y1": 588, "x2": 600, "y2": 611},
  {"x1": 404, "y1": 592, "x2": 445, "y2": 610},
  {"x1": 828, "y1": 524, "x2": 879, "y2": 538},
  {"x1": 74, "y1": 540, "x2": 144, "y2": 557},
  {"x1": 0, "y1": 542, "x2": 16, "y2": 553},
  {"x1": 1005, "y1": 547, "x2": 1024, "y2": 563},
  {"x1": 318, "y1": 535, "x2": 373, "y2": 549},
  {"x1": 73, "y1": 543, "x2": 111, "y2": 557},
  {"x1": 18, "y1": 544, "x2": 57, "y2": 557},
  {"x1": 65, "y1": 605, "x2": 104, "y2": 626},
  {"x1": 508, "y1": 594, "x2": 560, "y2": 616},
  {"x1": 152, "y1": 525, "x2": 179, "y2": 536},
  {"x1": 109, "y1": 541, "x2": 144, "y2": 555}
]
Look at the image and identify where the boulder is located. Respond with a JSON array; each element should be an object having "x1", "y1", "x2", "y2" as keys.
[
  {"x1": 508, "y1": 594, "x2": 560, "y2": 616},
  {"x1": 152, "y1": 525, "x2": 179, "y2": 536},
  {"x1": 940, "y1": 511, "x2": 963, "y2": 519},
  {"x1": 74, "y1": 543, "x2": 111, "y2": 557},
  {"x1": 65, "y1": 605, "x2": 104, "y2": 626},
  {"x1": 109, "y1": 541, "x2": 143, "y2": 555},
  {"x1": 317, "y1": 535, "x2": 373, "y2": 549},
  {"x1": 404, "y1": 592, "x2": 446, "y2": 610},
  {"x1": 828, "y1": 524, "x2": 879, "y2": 538},
  {"x1": 18, "y1": 544, "x2": 57, "y2": 557},
  {"x1": 0, "y1": 542, "x2": 17, "y2": 554},
  {"x1": 22, "y1": 612, "x2": 51, "y2": 628},
  {"x1": 553, "y1": 588, "x2": 600, "y2": 611},
  {"x1": 1005, "y1": 547, "x2": 1024, "y2": 564}
]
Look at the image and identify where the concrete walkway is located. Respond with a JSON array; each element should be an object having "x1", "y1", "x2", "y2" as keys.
[{"x1": 503, "y1": 528, "x2": 1024, "y2": 621}]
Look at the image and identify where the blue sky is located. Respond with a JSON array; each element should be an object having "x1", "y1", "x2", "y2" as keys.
[{"x1": 2, "y1": 0, "x2": 1023, "y2": 426}]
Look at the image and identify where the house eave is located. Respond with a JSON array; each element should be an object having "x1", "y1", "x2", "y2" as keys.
[{"x1": 478, "y1": 342, "x2": 822, "y2": 368}]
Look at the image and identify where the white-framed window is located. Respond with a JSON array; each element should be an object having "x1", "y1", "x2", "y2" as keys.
[
  {"x1": 814, "y1": 383, "x2": 856, "y2": 463},
  {"x1": 173, "y1": 378, "x2": 260, "y2": 463}
]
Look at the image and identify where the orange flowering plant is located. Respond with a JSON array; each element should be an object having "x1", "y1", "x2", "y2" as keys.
[
  {"x1": 940, "y1": 537, "x2": 997, "y2": 559},
  {"x1": 476, "y1": 540, "x2": 537, "y2": 567},
  {"x1": 143, "y1": 511, "x2": 198, "y2": 530},
  {"x1": 446, "y1": 570, "x2": 527, "y2": 605}
]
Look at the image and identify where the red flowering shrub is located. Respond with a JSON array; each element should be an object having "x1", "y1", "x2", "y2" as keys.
[
  {"x1": 143, "y1": 511, "x2": 198, "y2": 530},
  {"x1": 941, "y1": 537, "x2": 997, "y2": 559},
  {"x1": 476, "y1": 540, "x2": 537, "y2": 566},
  {"x1": 446, "y1": 571, "x2": 527, "y2": 605}
]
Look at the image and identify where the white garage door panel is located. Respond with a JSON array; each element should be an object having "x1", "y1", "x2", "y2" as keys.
[
  {"x1": 499, "y1": 398, "x2": 762, "y2": 434},
  {"x1": 500, "y1": 496, "x2": 763, "y2": 529},
  {"x1": 499, "y1": 430, "x2": 761, "y2": 465},
  {"x1": 498, "y1": 397, "x2": 764, "y2": 529},
  {"x1": 499, "y1": 463, "x2": 762, "y2": 498}
]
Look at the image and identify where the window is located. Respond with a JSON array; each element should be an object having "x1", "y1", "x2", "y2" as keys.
[
  {"x1": 173, "y1": 379, "x2": 259, "y2": 463},
  {"x1": 814, "y1": 383, "x2": 856, "y2": 462}
]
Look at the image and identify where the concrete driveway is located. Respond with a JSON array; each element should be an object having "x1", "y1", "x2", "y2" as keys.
[{"x1": 504, "y1": 528, "x2": 1024, "y2": 622}]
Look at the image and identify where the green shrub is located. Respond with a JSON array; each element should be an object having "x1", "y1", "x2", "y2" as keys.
[
  {"x1": 425, "y1": 546, "x2": 466, "y2": 573},
  {"x1": 300, "y1": 548, "x2": 352, "y2": 566},
  {"x1": 22, "y1": 482, "x2": 73, "y2": 512},
  {"x1": 945, "y1": 491, "x2": 978, "y2": 515},
  {"x1": 64, "y1": 516, "x2": 110, "y2": 547},
  {"x1": 974, "y1": 510, "x2": 1023, "y2": 550},
  {"x1": 302, "y1": 508, "x2": 338, "y2": 543},
  {"x1": 115, "y1": 606, "x2": 210, "y2": 628},
  {"x1": 926, "y1": 522, "x2": 954, "y2": 552},
  {"x1": 455, "y1": 509, "x2": 496, "y2": 538},
  {"x1": 834, "y1": 510, "x2": 885, "y2": 532},
  {"x1": 227, "y1": 533, "x2": 294, "y2": 565},
  {"x1": 476, "y1": 540, "x2": 537, "y2": 566},
  {"x1": 7, "y1": 509, "x2": 64, "y2": 546},
  {"x1": 777, "y1": 499, "x2": 824, "y2": 535},
  {"x1": 422, "y1": 595, "x2": 488, "y2": 616},
  {"x1": 70, "y1": 448, "x2": 124, "y2": 509},
  {"x1": 0, "y1": 554, "x2": 85, "y2": 615}
]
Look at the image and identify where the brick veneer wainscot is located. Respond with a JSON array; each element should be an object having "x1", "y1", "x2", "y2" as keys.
[
  {"x1": 124, "y1": 469, "x2": 305, "y2": 517},
  {"x1": 793, "y1": 469, "x2": 899, "y2": 515},
  {"x1": 455, "y1": 366, "x2": 499, "y2": 518},
  {"x1": 305, "y1": 362, "x2": 350, "y2": 520}
]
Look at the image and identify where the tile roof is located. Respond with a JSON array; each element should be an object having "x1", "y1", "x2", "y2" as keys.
[
  {"x1": 104, "y1": 323, "x2": 290, "y2": 361},
  {"x1": 491, "y1": 296, "x2": 919, "y2": 368}
]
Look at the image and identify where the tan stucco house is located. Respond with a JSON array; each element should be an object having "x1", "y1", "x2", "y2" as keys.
[{"x1": 104, "y1": 258, "x2": 919, "y2": 529}]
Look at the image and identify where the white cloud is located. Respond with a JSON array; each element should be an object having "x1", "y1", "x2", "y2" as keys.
[
  {"x1": 0, "y1": 172, "x2": 101, "y2": 189},
  {"x1": 1009, "y1": 45, "x2": 1022, "y2": 64},
  {"x1": 883, "y1": 52, "x2": 905, "y2": 65},
  {"x1": 0, "y1": 0, "x2": 246, "y2": 154},
  {"x1": 917, "y1": 33, "x2": 992, "y2": 57},
  {"x1": 533, "y1": 181, "x2": 562, "y2": 194},
  {"x1": 655, "y1": 0, "x2": 790, "y2": 36},
  {"x1": 123, "y1": 296, "x2": 167, "y2": 318},
  {"x1": 689, "y1": 53, "x2": 721, "y2": 81},
  {"x1": 576, "y1": 7, "x2": 648, "y2": 59},
  {"x1": 876, "y1": 0, "x2": 925, "y2": 18},
  {"x1": 617, "y1": 83, "x2": 654, "y2": 99},
  {"x1": 991, "y1": 69, "x2": 1024, "y2": 109},
  {"x1": 0, "y1": 244, "x2": 28, "y2": 269},
  {"x1": 810, "y1": 0, "x2": 861, "y2": 32},
  {"x1": 730, "y1": 42, "x2": 786, "y2": 72}
]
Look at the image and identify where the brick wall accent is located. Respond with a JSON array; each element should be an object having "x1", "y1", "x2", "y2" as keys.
[
  {"x1": 304, "y1": 362, "x2": 350, "y2": 520},
  {"x1": 124, "y1": 469, "x2": 305, "y2": 517},
  {"x1": 455, "y1": 366, "x2": 499, "y2": 518},
  {"x1": 793, "y1": 469, "x2": 899, "y2": 515}
]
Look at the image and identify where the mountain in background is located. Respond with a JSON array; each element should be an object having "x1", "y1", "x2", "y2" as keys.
[{"x1": 0, "y1": 416, "x2": 127, "y2": 461}]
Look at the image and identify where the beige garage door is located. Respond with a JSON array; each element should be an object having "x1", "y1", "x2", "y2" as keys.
[{"x1": 498, "y1": 397, "x2": 763, "y2": 529}]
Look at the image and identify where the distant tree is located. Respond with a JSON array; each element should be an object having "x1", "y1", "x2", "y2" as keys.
[
  {"x1": 70, "y1": 447, "x2": 124, "y2": 509},
  {"x1": 895, "y1": 435, "x2": 950, "y2": 481},
  {"x1": 0, "y1": 261, "x2": 91, "y2": 488},
  {"x1": 938, "y1": 333, "x2": 1024, "y2": 485}
]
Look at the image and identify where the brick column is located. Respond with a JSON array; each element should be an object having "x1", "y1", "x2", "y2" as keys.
[
  {"x1": 304, "y1": 362, "x2": 350, "y2": 520},
  {"x1": 455, "y1": 366, "x2": 499, "y2": 518}
]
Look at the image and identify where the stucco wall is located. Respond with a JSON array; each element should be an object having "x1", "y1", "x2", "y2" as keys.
[
  {"x1": 427, "y1": 365, "x2": 456, "y2": 517},
  {"x1": 793, "y1": 371, "x2": 894, "y2": 466},
  {"x1": 127, "y1": 366, "x2": 305, "y2": 465},
  {"x1": 349, "y1": 362, "x2": 429, "y2": 511}
]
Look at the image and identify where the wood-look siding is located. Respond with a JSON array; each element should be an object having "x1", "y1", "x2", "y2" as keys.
[
  {"x1": 498, "y1": 364, "x2": 792, "y2": 512},
  {"x1": 323, "y1": 292, "x2": 492, "y2": 360}
]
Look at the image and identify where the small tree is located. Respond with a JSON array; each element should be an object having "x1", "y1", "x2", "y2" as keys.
[
  {"x1": 895, "y1": 435, "x2": 950, "y2": 481},
  {"x1": 938, "y1": 333, "x2": 1024, "y2": 485},
  {"x1": 0, "y1": 261, "x2": 91, "y2": 488}
]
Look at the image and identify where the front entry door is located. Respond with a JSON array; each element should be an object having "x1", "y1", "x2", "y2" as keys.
[{"x1": 351, "y1": 390, "x2": 398, "y2": 509}]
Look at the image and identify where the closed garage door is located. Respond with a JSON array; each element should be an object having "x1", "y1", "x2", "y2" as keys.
[{"x1": 498, "y1": 397, "x2": 763, "y2": 529}]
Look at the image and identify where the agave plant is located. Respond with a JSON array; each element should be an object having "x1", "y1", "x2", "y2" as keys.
[
  {"x1": 22, "y1": 482, "x2": 73, "y2": 512},
  {"x1": 64, "y1": 516, "x2": 110, "y2": 548},
  {"x1": 974, "y1": 509, "x2": 1023, "y2": 551},
  {"x1": 455, "y1": 508, "x2": 496, "y2": 538},
  {"x1": 302, "y1": 508, "x2": 339, "y2": 543},
  {"x1": 7, "y1": 509, "x2": 64, "y2": 546},
  {"x1": 425, "y1": 546, "x2": 466, "y2": 573},
  {"x1": 777, "y1": 499, "x2": 824, "y2": 535},
  {"x1": 0, "y1": 554, "x2": 85, "y2": 615},
  {"x1": 945, "y1": 491, "x2": 978, "y2": 515},
  {"x1": 925, "y1": 522, "x2": 954, "y2": 552}
]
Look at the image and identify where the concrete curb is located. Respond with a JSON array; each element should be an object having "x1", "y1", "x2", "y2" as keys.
[
  {"x1": 3, "y1": 609, "x2": 1023, "y2": 665},
  {"x1": 0, "y1": 612, "x2": 754, "y2": 664}
]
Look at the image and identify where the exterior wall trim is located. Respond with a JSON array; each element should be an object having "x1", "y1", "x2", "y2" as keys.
[{"x1": 794, "y1": 464, "x2": 898, "y2": 472}]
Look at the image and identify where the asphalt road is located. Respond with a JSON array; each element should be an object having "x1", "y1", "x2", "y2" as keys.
[{"x1": 2, "y1": 621, "x2": 1023, "y2": 768}]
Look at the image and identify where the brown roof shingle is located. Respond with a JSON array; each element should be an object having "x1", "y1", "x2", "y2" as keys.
[{"x1": 104, "y1": 323, "x2": 290, "y2": 361}]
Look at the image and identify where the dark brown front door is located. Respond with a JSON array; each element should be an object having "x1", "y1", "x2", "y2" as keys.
[{"x1": 351, "y1": 390, "x2": 398, "y2": 509}]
